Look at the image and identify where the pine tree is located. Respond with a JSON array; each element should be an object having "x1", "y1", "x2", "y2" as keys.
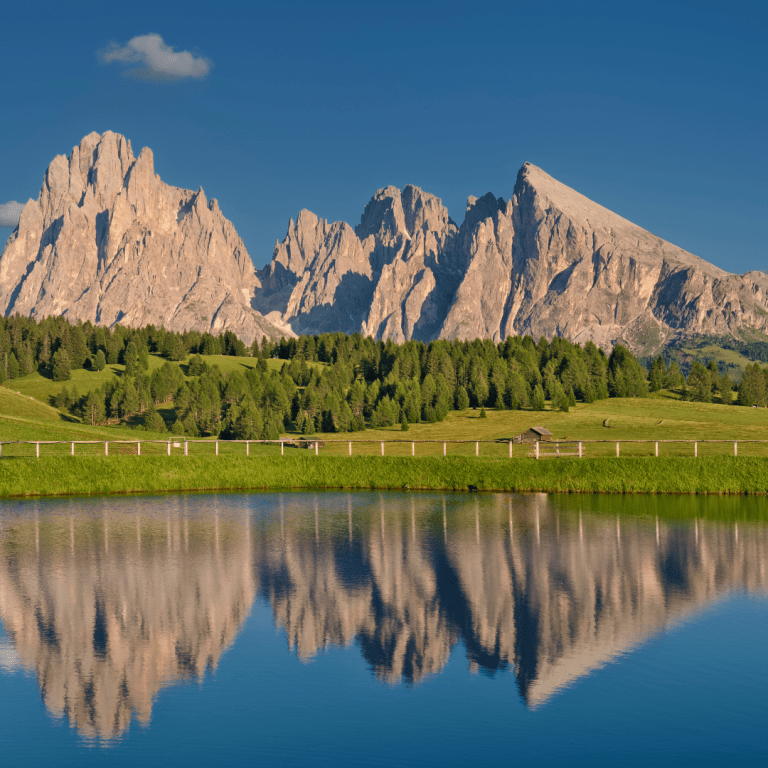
[
  {"x1": 648, "y1": 356, "x2": 666, "y2": 392},
  {"x1": 7, "y1": 352, "x2": 19, "y2": 379},
  {"x1": 51, "y1": 349, "x2": 71, "y2": 382},
  {"x1": 85, "y1": 390, "x2": 106, "y2": 426}
]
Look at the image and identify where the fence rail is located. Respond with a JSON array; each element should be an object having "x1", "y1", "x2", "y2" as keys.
[{"x1": 0, "y1": 437, "x2": 763, "y2": 459}]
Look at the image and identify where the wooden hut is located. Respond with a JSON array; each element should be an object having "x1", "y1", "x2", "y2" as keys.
[{"x1": 513, "y1": 426, "x2": 553, "y2": 444}]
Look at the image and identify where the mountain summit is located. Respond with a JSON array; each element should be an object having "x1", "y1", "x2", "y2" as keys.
[
  {"x1": 3, "y1": 133, "x2": 768, "y2": 353},
  {"x1": 0, "y1": 131, "x2": 283, "y2": 343},
  {"x1": 253, "y1": 162, "x2": 768, "y2": 352}
]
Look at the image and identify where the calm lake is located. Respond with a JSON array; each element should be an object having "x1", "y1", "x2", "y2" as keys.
[{"x1": 0, "y1": 491, "x2": 766, "y2": 767}]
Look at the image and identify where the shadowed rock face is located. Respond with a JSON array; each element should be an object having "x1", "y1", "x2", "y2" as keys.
[
  {"x1": 0, "y1": 131, "x2": 286, "y2": 344},
  {"x1": 254, "y1": 165, "x2": 768, "y2": 352}
]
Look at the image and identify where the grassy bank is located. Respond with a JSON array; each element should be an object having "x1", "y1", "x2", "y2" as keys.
[{"x1": 3, "y1": 455, "x2": 768, "y2": 499}]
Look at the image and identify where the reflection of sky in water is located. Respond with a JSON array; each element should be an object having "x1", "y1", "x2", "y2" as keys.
[
  {"x1": 0, "y1": 492, "x2": 767, "y2": 766},
  {"x1": 0, "y1": 638, "x2": 21, "y2": 671}
]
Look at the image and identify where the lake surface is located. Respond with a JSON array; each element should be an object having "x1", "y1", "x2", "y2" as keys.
[{"x1": 0, "y1": 491, "x2": 766, "y2": 767}]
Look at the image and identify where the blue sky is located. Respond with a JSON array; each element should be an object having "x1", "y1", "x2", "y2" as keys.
[{"x1": 1, "y1": 0, "x2": 766, "y2": 273}]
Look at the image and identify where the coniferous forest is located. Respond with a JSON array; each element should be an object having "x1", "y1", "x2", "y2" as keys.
[{"x1": 0, "y1": 314, "x2": 750, "y2": 440}]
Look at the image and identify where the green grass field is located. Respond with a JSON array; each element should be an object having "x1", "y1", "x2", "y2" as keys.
[
  {"x1": 4, "y1": 377, "x2": 768, "y2": 458},
  {"x1": 4, "y1": 353, "x2": 768, "y2": 496},
  {"x1": 308, "y1": 395, "x2": 768, "y2": 458},
  {"x1": 2, "y1": 455, "x2": 768, "y2": 501}
]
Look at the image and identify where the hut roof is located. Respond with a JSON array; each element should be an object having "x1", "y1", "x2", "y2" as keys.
[{"x1": 531, "y1": 426, "x2": 553, "y2": 436}]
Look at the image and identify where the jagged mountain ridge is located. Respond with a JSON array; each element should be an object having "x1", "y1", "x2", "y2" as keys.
[
  {"x1": 0, "y1": 131, "x2": 285, "y2": 344},
  {"x1": 254, "y1": 164, "x2": 768, "y2": 352},
  {"x1": 3, "y1": 131, "x2": 768, "y2": 352}
]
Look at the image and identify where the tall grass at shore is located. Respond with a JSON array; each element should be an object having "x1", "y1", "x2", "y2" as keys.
[{"x1": 2, "y1": 455, "x2": 768, "y2": 500}]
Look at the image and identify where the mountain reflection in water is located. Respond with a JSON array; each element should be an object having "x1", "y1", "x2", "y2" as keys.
[{"x1": 0, "y1": 492, "x2": 766, "y2": 741}]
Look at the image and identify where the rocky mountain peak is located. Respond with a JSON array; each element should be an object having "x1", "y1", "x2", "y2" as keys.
[
  {"x1": 0, "y1": 131, "x2": 286, "y2": 343},
  {"x1": 355, "y1": 185, "x2": 406, "y2": 244},
  {"x1": 354, "y1": 184, "x2": 456, "y2": 244},
  {"x1": 254, "y1": 163, "x2": 768, "y2": 352},
  {"x1": 6, "y1": 138, "x2": 768, "y2": 355},
  {"x1": 401, "y1": 184, "x2": 456, "y2": 238},
  {"x1": 462, "y1": 192, "x2": 506, "y2": 233}
]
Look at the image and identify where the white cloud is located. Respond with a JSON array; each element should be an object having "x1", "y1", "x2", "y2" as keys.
[
  {"x1": 99, "y1": 33, "x2": 211, "y2": 81},
  {"x1": 0, "y1": 201, "x2": 23, "y2": 228}
]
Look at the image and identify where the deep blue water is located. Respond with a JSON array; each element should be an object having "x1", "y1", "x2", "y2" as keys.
[{"x1": 0, "y1": 491, "x2": 766, "y2": 767}]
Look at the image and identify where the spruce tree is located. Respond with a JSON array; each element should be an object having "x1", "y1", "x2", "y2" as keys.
[{"x1": 51, "y1": 349, "x2": 71, "y2": 382}]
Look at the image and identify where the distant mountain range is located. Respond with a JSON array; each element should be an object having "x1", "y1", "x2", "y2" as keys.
[{"x1": 3, "y1": 131, "x2": 767, "y2": 353}]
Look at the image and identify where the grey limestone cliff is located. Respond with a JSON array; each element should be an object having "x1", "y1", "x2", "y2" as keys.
[
  {"x1": 5, "y1": 132, "x2": 767, "y2": 353},
  {"x1": 0, "y1": 131, "x2": 286, "y2": 344},
  {"x1": 254, "y1": 164, "x2": 768, "y2": 353}
]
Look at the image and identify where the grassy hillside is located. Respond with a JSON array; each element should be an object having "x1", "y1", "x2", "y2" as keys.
[
  {"x1": 3, "y1": 388, "x2": 768, "y2": 459},
  {"x1": 3, "y1": 348, "x2": 768, "y2": 460},
  {"x1": 309, "y1": 394, "x2": 768, "y2": 458},
  {"x1": 4, "y1": 353, "x2": 296, "y2": 407},
  {"x1": 677, "y1": 343, "x2": 766, "y2": 378}
]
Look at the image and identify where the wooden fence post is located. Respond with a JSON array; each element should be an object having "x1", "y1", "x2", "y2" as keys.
[
  {"x1": 655, "y1": 441, "x2": 659, "y2": 457},
  {"x1": 315, "y1": 442, "x2": 318, "y2": 456},
  {"x1": 443, "y1": 442, "x2": 447, "y2": 457},
  {"x1": 185, "y1": 440, "x2": 189, "y2": 456},
  {"x1": 281, "y1": 441, "x2": 284, "y2": 456},
  {"x1": 349, "y1": 441, "x2": 352, "y2": 456},
  {"x1": 0, "y1": 443, "x2": 2, "y2": 458},
  {"x1": 535, "y1": 441, "x2": 539, "y2": 460},
  {"x1": 215, "y1": 441, "x2": 219, "y2": 456},
  {"x1": 509, "y1": 441, "x2": 512, "y2": 458},
  {"x1": 578, "y1": 442, "x2": 582, "y2": 458},
  {"x1": 615, "y1": 441, "x2": 620, "y2": 458},
  {"x1": 246, "y1": 441, "x2": 249, "y2": 457},
  {"x1": 167, "y1": 440, "x2": 171, "y2": 457},
  {"x1": 694, "y1": 441, "x2": 698, "y2": 458},
  {"x1": 71, "y1": 442, "x2": 75, "y2": 456},
  {"x1": 734, "y1": 441, "x2": 738, "y2": 457},
  {"x1": 475, "y1": 441, "x2": 479, "y2": 457},
  {"x1": 411, "y1": 442, "x2": 415, "y2": 456},
  {"x1": 380, "y1": 441, "x2": 384, "y2": 456},
  {"x1": 137, "y1": 442, "x2": 141, "y2": 456},
  {"x1": 105, "y1": 442, "x2": 109, "y2": 457},
  {"x1": 36, "y1": 442, "x2": 40, "y2": 459}
]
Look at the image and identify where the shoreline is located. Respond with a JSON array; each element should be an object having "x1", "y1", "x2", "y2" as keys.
[{"x1": 2, "y1": 455, "x2": 768, "y2": 499}]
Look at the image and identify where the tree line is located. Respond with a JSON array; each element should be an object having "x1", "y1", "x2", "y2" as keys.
[{"x1": 0, "y1": 314, "x2": 761, "y2": 438}]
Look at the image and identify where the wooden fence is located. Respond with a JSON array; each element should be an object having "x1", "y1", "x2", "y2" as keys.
[{"x1": 0, "y1": 437, "x2": 759, "y2": 459}]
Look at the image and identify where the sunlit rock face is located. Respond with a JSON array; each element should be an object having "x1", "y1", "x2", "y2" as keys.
[
  {"x1": 0, "y1": 131, "x2": 286, "y2": 344},
  {"x1": 7, "y1": 133, "x2": 768, "y2": 354},
  {"x1": 254, "y1": 165, "x2": 768, "y2": 353},
  {"x1": 0, "y1": 502, "x2": 255, "y2": 741}
]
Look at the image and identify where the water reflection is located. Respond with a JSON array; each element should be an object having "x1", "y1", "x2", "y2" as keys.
[
  {"x1": 0, "y1": 492, "x2": 767, "y2": 741},
  {"x1": 0, "y1": 498, "x2": 255, "y2": 741},
  {"x1": 257, "y1": 494, "x2": 768, "y2": 707}
]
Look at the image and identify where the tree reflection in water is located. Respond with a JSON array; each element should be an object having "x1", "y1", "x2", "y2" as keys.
[{"x1": 0, "y1": 492, "x2": 766, "y2": 740}]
